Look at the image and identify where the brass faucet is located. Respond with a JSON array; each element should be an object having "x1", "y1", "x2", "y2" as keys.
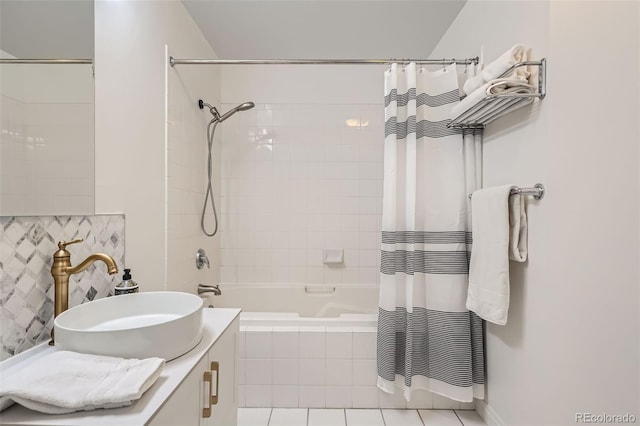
[{"x1": 49, "y1": 238, "x2": 118, "y2": 344}]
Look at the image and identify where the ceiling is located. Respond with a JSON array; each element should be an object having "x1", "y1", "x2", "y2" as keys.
[
  {"x1": 0, "y1": 1, "x2": 465, "y2": 60},
  {"x1": 182, "y1": 0, "x2": 466, "y2": 60},
  {"x1": 0, "y1": 0, "x2": 93, "y2": 58}
]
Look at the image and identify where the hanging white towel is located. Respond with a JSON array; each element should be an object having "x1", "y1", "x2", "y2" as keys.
[
  {"x1": 0, "y1": 351, "x2": 165, "y2": 414},
  {"x1": 466, "y1": 185, "x2": 528, "y2": 325},
  {"x1": 509, "y1": 191, "x2": 528, "y2": 262}
]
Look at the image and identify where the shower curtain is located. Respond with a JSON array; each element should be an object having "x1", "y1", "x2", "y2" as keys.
[{"x1": 377, "y1": 62, "x2": 485, "y2": 402}]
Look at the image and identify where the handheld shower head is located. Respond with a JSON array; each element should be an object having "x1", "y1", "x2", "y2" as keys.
[
  {"x1": 198, "y1": 99, "x2": 255, "y2": 123},
  {"x1": 236, "y1": 102, "x2": 255, "y2": 111},
  {"x1": 217, "y1": 102, "x2": 255, "y2": 122}
]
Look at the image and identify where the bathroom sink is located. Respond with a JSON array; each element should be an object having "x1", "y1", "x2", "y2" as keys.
[{"x1": 54, "y1": 291, "x2": 203, "y2": 361}]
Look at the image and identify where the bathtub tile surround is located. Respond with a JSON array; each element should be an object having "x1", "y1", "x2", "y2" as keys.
[
  {"x1": 246, "y1": 385, "x2": 273, "y2": 408},
  {"x1": 272, "y1": 385, "x2": 299, "y2": 408},
  {"x1": 239, "y1": 324, "x2": 470, "y2": 410},
  {"x1": 219, "y1": 103, "x2": 384, "y2": 286},
  {"x1": 0, "y1": 215, "x2": 125, "y2": 360},
  {"x1": 325, "y1": 386, "x2": 352, "y2": 409}
]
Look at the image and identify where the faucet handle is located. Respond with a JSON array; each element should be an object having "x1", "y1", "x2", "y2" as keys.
[
  {"x1": 196, "y1": 248, "x2": 211, "y2": 269},
  {"x1": 58, "y1": 239, "x2": 84, "y2": 250}
]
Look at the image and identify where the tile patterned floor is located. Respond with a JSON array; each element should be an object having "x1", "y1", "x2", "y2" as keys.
[{"x1": 238, "y1": 408, "x2": 486, "y2": 426}]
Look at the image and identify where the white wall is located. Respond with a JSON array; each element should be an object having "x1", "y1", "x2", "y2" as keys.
[
  {"x1": 431, "y1": 1, "x2": 639, "y2": 424},
  {"x1": 0, "y1": 50, "x2": 94, "y2": 215},
  {"x1": 219, "y1": 65, "x2": 385, "y2": 293},
  {"x1": 95, "y1": 1, "x2": 220, "y2": 293}
]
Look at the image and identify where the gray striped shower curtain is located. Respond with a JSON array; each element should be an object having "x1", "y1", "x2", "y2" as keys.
[{"x1": 376, "y1": 62, "x2": 485, "y2": 402}]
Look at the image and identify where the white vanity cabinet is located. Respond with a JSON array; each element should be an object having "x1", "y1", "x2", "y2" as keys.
[
  {"x1": 0, "y1": 308, "x2": 240, "y2": 426},
  {"x1": 151, "y1": 316, "x2": 239, "y2": 426},
  {"x1": 204, "y1": 318, "x2": 238, "y2": 426},
  {"x1": 150, "y1": 355, "x2": 207, "y2": 426}
]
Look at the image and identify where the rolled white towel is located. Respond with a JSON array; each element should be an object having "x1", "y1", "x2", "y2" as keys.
[
  {"x1": 451, "y1": 78, "x2": 536, "y2": 120},
  {"x1": 481, "y1": 44, "x2": 531, "y2": 83},
  {"x1": 0, "y1": 351, "x2": 165, "y2": 414},
  {"x1": 462, "y1": 44, "x2": 531, "y2": 95}
]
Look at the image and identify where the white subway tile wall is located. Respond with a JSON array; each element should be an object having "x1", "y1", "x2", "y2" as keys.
[
  {"x1": 0, "y1": 60, "x2": 94, "y2": 216},
  {"x1": 219, "y1": 104, "x2": 385, "y2": 286},
  {"x1": 239, "y1": 326, "x2": 470, "y2": 410}
]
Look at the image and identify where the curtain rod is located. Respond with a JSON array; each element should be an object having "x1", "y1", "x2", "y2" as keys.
[
  {"x1": 169, "y1": 56, "x2": 479, "y2": 67},
  {"x1": 0, "y1": 59, "x2": 92, "y2": 64}
]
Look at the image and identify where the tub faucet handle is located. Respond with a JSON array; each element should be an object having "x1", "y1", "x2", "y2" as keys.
[{"x1": 196, "y1": 248, "x2": 210, "y2": 269}]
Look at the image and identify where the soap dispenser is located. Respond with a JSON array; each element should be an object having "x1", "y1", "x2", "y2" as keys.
[{"x1": 115, "y1": 268, "x2": 139, "y2": 295}]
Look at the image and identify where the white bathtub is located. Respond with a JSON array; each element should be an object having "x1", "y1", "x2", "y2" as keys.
[
  {"x1": 209, "y1": 283, "x2": 379, "y2": 317},
  {"x1": 240, "y1": 312, "x2": 377, "y2": 328},
  {"x1": 216, "y1": 284, "x2": 471, "y2": 410}
]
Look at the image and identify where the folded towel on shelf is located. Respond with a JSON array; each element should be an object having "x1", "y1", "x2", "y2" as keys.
[
  {"x1": 451, "y1": 78, "x2": 536, "y2": 122},
  {"x1": 463, "y1": 44, "x2": 531, "y2": 95},
  {"x1": 0, "y1": 351, "x2": 165, "y2": 414},
  {"x1": 466, "y1": 185, "x2": 528, "y2": 325}
]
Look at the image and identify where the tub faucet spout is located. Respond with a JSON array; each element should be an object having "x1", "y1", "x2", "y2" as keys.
[
  {"x1": 50, "y1": 239, "x2": 118, "y2": 344},
  {"x1": 198, "y1": 284, "x2": 221, "y2": 296}
]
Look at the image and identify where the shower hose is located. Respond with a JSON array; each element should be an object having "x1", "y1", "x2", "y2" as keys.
[{"x1": 201, "y1": 119, "x2": 219, "y2": 237}]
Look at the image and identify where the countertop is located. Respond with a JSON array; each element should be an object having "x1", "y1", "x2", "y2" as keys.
[{"x1": 0, "y1": 308, "x2": 241, "y2": 426}]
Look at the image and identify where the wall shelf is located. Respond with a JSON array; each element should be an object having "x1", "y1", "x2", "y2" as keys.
[{"x1": 448, "y1": 58, "x2": 546, "y2": 130}]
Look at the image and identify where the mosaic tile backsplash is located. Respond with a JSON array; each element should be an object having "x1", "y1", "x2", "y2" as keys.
[{"x1": 0, "y1": 215, "x2": 125, "y2": 360}]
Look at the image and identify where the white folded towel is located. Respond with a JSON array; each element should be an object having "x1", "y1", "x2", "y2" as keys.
[
  {"x1": 0, "y1": 351, "x2": 164, "y2": 414},
  {"x1": 466, "y1": 185, "x2": 528, "y2": 325},
  {"x1": 463, "y1": 44, "x2": 531, "y2": 95},
  {"x1": 451, "y1": 78, "x2": 536, "y2": 121}
]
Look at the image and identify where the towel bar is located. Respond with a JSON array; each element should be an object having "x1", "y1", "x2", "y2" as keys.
[{"x1": 469, "y1": 183, "x2": 545, "y2": 200}]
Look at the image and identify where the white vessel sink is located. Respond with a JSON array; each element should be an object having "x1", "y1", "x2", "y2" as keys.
[{"x1": 54, "y1": 291, "x2": 204, "y2": 361}]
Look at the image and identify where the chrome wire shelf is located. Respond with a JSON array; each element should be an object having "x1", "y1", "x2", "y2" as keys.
[{"x1": 448, "y1": 58, "x2": 546, "y2": 130}]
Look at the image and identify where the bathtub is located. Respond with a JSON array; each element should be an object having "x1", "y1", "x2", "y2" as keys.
[
  {"x1": 209, "y1": 283, "x2": 379, "y2": 317},
  {"x1": 210, "y1": 284, "x2": 469, "y2": 410}
]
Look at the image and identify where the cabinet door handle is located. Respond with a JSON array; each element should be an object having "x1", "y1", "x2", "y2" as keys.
[
  {"x1": 210, "y1": 361, "x2": 220, "y2": 405},
  {"x1": 202, "y1": 371, "x2": 212, "y2": 418}
]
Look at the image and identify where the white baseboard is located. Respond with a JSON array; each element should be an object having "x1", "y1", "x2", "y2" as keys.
[{"x1": 475, "y1": 399, "x2": 506, "y2": 426}]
